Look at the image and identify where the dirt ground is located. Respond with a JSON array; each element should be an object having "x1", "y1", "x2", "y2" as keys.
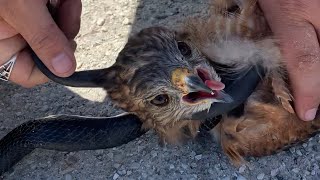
[{"x1": 1, "y1": 0, "x2": 320, "y2": 179}]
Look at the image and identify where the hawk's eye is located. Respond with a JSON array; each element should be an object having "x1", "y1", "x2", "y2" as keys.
[
  {"x1": 177, "y1": 41, "x2": 192, "y2": 57},
  {"x1": 151, "y1": 94, "x2": 169, "y2": 107},
  {"x1": 227, "y1": 5, "x2": 240, "y2": 13}
]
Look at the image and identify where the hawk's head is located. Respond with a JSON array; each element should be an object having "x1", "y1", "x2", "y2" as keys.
[{"x1": 102, "y1": 27, "x2": 232, "y2": 129}]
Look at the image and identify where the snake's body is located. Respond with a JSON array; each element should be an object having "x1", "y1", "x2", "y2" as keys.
[{"x1": 0, "y1": 114, "x2": 145, "y2": 174}]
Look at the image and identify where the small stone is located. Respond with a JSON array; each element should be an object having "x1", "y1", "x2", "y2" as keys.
[
  {"x1": 117, "y1": 169, "x2": 127, "y2": 175},
  {"x1": 113, "y1": 173, "x2": 119, "y2": 180},
  {"x1": 311, "y1": 170, "x2": 316, "y2": 175},
  {"x1": 15, "y1": 111, "x2": 23, "y2": 116},
  {"x1": 208, "y1": 168, "x2": 215, "y2": 175},
  {"x1": 181, "y1": 164, "x2": 188, "y2": 169},
  {"x1": 65, "y1": 174, "x2": 72, "y2": 180},
  {"x1": 113, "y1": 163, "x2": 121, "y2": 169},
  {"x1": 304, "y1": 170, "x2": 311, "y2": 176},
  {"x1": 130, "y1": 162, "x2": 140, "y2": 169},
  {"x1": 127, "y1": 171, "x2": 132, "y2": 175},
  {"x1": 239, "y1": 165, "x2": 246, "y2": 173},
  {"x1": 142, "y1": 172, "x2": 148, "y2": 178},
  {"x1": 248, "y1": 164, "x2": 255, "y2": 171},
  {"x1": 236, "y1": 175, "x2": 247, "y2": 180},
  {"x1": 107, "y1": 152, "x2": 114, "y2": 159},
  {"x1": 151, "y1": 150, "x2": 158, "y2": 158},
  {"x1": 315, "y1": 155, "x2": 320, "y2": 161},
  {"x1": 296, "y1": 150, "x2": 303, "y2": 156},
  {"x1": 302, "y1": 143, "x2": 308, "y2": 148},
  {"x1": 40, "y1": 105, "x2": 49, "y2": 111},
  {"x1": 195, "y1": 155, "x2": 202, "y2": 160},
  {"x1": 221, "y1": 176, "x2": 231, "y2": 180},
  {"x1": 95, "y1": 150, "x2": 104, "y2": 155},
  {"x1": 292, "y1": 168, "x2": 300, "y2": 173},
  {"x1": 122, "y1": 18, "x2": 130, "y2": 25},
  {"x1": 190, "y1": 163, "x2": 197, "y2": 168},
  {"x1": 96, "y1": 18, "x2": 105, "y2": 26},
  {"x1": 190, "y1": 151, "x2": 196, "y2": 157},
  {"x1": 257, "y1": 173, "x2": 265, "y2": 180},
  {"x1": 290, "y1": 147, "x2": 300, "y2": 153},
  {"x1": 65, "y1": 155, "x2": 78, "y2": 166},
  {"x1": 271, "y1": 169, "x2": 279, "y2": 177},
  {"x1": 169, "y1": 164, "x2": 175, "y2": 169}
]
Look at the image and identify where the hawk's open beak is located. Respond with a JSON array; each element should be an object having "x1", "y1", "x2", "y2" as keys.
[
  {"x1": 172, "y1": 68, "x2": 233, "y2": 104},
  {"x1": 185, "y1": 75, "x2": 213, "y2": 94}
]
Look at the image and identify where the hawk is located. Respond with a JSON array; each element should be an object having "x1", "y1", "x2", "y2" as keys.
[{"x1": 43, "y1": 0, "x2": 318, "y2": 165}]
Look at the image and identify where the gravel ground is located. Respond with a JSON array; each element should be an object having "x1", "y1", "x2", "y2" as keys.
[{"x1": 1, "y1": 0, "x2": 320, "y2": 179}]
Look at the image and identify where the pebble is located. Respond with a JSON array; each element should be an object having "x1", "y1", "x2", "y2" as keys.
[
  {"x1": 96, "y1": 18, "x2": 105, "y2": 26},
  {"x1": 181, "y1": 164, "x2": 188, "y2": 169},
  {"x1": 190, "y1": 151, "x2": 196, "y2": 157},
  {"x1": 15, "y1": 111, "x2": 23, "y2": 116},
  {"x1": 292, "y1": 168, "x2": 300, "y2": 173},
  {"x1": 238, "y1": 165, "x2": 246, "y2": 173},
  {"x1": 151, "y1": 150, "x2": 158, "y2": 158},
  {"x1": 304, "y1": 170, "x2": 311, "y2": 176},
  {"x1": 117, "y1": 169, "x2": 127, "y2": 176},
  {"x1": 190, "y1": 163, "x2": 197, "y2": 168},
  {"x1": 271, "y1": 169, "x2": 279, "y2": 177},
  {"x1": 130, "y1": 162, "x2": 140, "y2": 169},
  {"x1": 113, "y1": 163, "x2": 121, "y2": 169},
  {"x1": 221, "y1": 176, "x2": 231, "y2": 180},
  {"x1": 302, "y1": 143, "x2": 308, "y2": 148},
  {"x1": 107, "y1": 152, "x2": 114, "y2": 159},
  {"x1": 296, "y1": 150, "x2": 303, "y2": 156},
  {"x1": 236, "y1": 175, "x2": 247, "y2": 180},
  {"x1": 65, "y1": 174, "x2": 72, "y2": 180},
  {"x1": 195, "y1": 155, "x2": 202, "y2": 160},
  {"x1": 142, "y1": 172, "x2": 148, "y2": 178},
  {"x1": 122, "y1": 18, "x2": 130, "y2": 25},
  {"x1": 169, "y1": 164, "x2": 175, "y2": 169},
  {"x1": 113, "y1": 173, "x2": 119, "y2": 180},
  {"x1": 257, "y1": 173, "x2": 265, "y2": 180},
  {"x1": 127, "y1": 171, "x2": 132, "y2": 175},
  {"x1": 95, "y1": 150, "x2": 104, "y2": 155},
  {"x1": 208, "y1": 168, "x2": 215, "y2": 175}
]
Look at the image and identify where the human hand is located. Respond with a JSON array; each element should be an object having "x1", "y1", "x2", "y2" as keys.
[
  {"x1": 0, "y1": 0, "x2": 81, "y2": 87},
  {"x1": 258, "y1": 0, "x2": 320, "y2": 121}
]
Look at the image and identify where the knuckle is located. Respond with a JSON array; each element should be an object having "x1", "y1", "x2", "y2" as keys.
[
  {"x1": 0, "y1": 0, "x2": 13, "y2": 17},
  {"x1": 279, "y1": 0, "x2": 320, "y2": 22},
  {"x1": 294, "y1": 52, "x2": 320, "y2": 71},
  {"x1": 29, "y1": 23, "x2": 60, "y2": 52},
  {"x1": 279, "y1": 0, "x2": 311, "y2": 21}
]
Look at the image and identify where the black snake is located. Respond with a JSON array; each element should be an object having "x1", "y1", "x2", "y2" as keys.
[{"x1": 0, "y1": 49, "x2": 264, "y2": 175}]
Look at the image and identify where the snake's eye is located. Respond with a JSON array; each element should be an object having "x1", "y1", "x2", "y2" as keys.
[
  {"x1": 177, "y1": 41, "x2": 192, "y2": 57},
  {"x1": 151, "y1": 94, "x2": 169, "y2": 107}
]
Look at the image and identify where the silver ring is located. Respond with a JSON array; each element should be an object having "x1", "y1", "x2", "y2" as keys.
[{"x1": 0, "y1": 53, "x2": 18, "y2": 81}]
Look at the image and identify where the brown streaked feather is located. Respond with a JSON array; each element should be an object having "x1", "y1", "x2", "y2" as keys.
[
  {"x1": 213, "y1": 79, "x2": 320, "y2": 166},
  {"x1": 270, "y1": 70, "x2": 295, "y2": 114}
]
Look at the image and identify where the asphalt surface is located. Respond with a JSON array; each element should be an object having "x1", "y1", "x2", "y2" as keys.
[{"x1": 1, "y1": 0, "x2": 320, "y2": 179}]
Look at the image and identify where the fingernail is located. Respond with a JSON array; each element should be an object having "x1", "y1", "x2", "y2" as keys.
[
  {"x1": 304, "y1": 108, "x2": 318, "y2": 121},
  {"x1": 52, "y1": 53, "x2": 73, "y2": 74}
]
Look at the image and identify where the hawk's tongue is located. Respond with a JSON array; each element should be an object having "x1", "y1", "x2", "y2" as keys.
[{"x1": 205, "y1": 80, "x2": 225, "y2": 91}]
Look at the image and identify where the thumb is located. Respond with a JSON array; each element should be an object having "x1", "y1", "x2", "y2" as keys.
[
  {"x1": 291, "y1": 76, "x2": 320, "y2": 121},
  {"x1": 0, "y1": 0, "x2": 76, "y2": 77}
]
